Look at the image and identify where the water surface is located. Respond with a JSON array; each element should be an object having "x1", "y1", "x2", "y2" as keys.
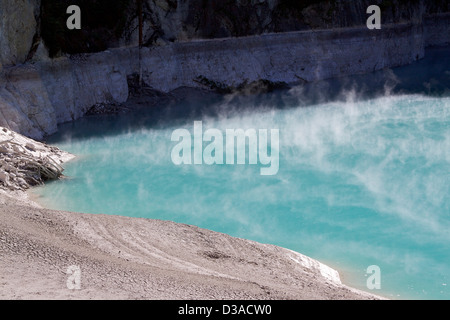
[{"x1": 34, "y1": 46, "x2": 450, "y2": 299}]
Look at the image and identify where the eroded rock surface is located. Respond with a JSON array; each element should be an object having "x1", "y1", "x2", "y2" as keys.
[{"x1": 0, "y1": 126, "x2": 73, "y2": 191}]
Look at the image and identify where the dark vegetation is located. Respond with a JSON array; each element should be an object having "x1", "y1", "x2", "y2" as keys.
[
  {"x1": 41, "y1": 0, "x2": 131, "y2": 57},
  {"x1": 39, "y1": 0, "x2": 450, "y2": 57}
]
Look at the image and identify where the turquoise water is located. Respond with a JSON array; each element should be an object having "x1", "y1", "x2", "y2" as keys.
[{"x1": 34, "y1": 47, "x2": 450, "y2": 299}]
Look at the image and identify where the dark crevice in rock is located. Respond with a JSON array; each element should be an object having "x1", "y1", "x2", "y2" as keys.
[{"x1": 194, "y1": 75, "x2": 289, "y2": 95}]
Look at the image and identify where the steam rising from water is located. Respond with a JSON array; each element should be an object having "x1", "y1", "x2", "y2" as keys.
[
  {"x1": 35, "y1": 47, "x2": 450, "y2": 299},
  {"x1": 35, "y1": 92, "x2": 450, "y2": 299}
]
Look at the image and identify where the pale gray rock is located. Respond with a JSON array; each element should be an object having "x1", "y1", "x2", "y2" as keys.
[
  {"x1": 0, "y1": 1, "x2": 448, "y2": 140},
  {"x1": 0, "y1": 126, "x2": 73, "y2": 190},
  {"x1": 0, "y1": 0, "x2": 40, "y2": 67}
]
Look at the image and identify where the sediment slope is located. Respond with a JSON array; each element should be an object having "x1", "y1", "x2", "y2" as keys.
[{"x1": 0, "y1": 190, "x2": 380, "y2": 300}]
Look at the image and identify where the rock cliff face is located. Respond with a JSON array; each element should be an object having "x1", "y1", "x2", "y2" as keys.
[
  {"x1": 425, "y1": 12, "x2": 450, "y2": 47},
  {"x1": 0, "y1": 0, "x2": 40, "y2": 68},
  {"x1": 0, "y1": 0, "x2": 449, "y2": 139},
  {"x1": 121, "y1": 0, "x2": 428, "y2": 43},
  {"x1": 0, "y1": 21, "x2": 429, "y2": 139},
  {"x1": 0, "y1": 49, "x2": 134, "y2": 139},
  {"x1": 2, "y1": 0, "x2": 449, "y2": 66},
  {"x1": 140, "y1": 23, "x2": 425, "y2": 92}
]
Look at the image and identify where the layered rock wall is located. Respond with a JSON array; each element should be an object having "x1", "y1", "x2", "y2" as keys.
[
  {"x1": 0, "y1": 1, "x2": 449, "y2": 139},
  {"x1": 140, "y1": 23, "x2": 424, "y2": 92},
  {"x1": 0, "y1": 49, "x2": 135, "y2": 139},
  {"x1": 0, "y1": 21, "x2": 427, "y2": 139},
  {"x1": 424, "y1": 13, "x2": 450, "y2": 47}
]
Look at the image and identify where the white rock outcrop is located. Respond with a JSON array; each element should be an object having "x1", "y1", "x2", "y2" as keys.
[
  {"x1": 0, "y1": 49, "x2": 134, "y2": 139},
  {"x1": 0, "y1": 126, "x2": 73, "y2": 190}
]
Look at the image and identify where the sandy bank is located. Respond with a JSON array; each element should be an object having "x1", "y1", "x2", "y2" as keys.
[
  {"x1": 0, "y1": 129, "x2": 382, "y2": 300},
  {"x1": 0, "y1": 191, "x2": 382, "y2": 300}
]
